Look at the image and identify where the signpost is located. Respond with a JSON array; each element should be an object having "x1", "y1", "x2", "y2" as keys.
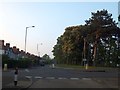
[
  {"x1": 83, "y1": 59, "x2": 88, "y2": 70},
  {"x1": 83, "y1": 58, "x2": 86, "y2": 66},
  {"x1": 4, "y1": 64, "x2": 7, "y2": 71}
]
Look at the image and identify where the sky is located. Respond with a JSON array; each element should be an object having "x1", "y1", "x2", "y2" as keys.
[{"x1": 0, "y1": 1, "x2": 119, "y2": 58}]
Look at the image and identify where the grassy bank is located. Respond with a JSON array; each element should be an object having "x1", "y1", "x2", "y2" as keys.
[
  {"x1": 56, "y1": 64, "x2": 95, "y2": 69},
  {"x1": 56, "y1": 64, "x2": 119, "y2": 71}
]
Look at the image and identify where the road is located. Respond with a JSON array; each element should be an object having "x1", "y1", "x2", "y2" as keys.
[{"x1": 2, "y1": 65, "x2": 119, "y2": 88}]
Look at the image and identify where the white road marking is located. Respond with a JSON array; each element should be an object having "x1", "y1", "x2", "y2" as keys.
[
  {"x1": 46, "y1": 77, "x2": 55, "y2": 79},
  {"x1": 58, "y1": 77, "x2": 67, "y2": 80},
  {"x1": 25, "y1": 76, "x2": 32, "y2": 79},
  {"x1": 70, "y1": 78, "x2": 79, "y2": 80},
  {"x1": 25, "y1": 69, "x2": 29, "y2": 72},
  {"x1": 25, "y1": 75, "x2": 91, "y2": 81},
  {"x1": 82, "y1": 78, "x2": 91, "y2": 80},
  {"x1": 35, "y1": 76, "x2": 43, "y2": 79}
]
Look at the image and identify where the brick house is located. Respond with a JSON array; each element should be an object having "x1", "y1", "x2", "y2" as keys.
[{"x1": 0, "y1": 40, "x2": 5, "y2": 55}]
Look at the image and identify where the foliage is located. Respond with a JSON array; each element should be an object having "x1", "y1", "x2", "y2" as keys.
[
  {"x1": 53, "y1": 26, "x2": 84, "y2": 65},
  {"x1": 42, "y1": 54, "x2": 51, "y2": 60},
  {"x1": 53, "y1": 9, "x2": 120, "y2": 67},
  {"x1": 2, "y1": 55, "x2": 32, "y2": 68},
  {"x1": 42, "y1": 54, "x2": 53, "y2": 64}
]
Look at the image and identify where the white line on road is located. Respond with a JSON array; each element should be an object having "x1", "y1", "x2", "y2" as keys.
[
  {"x1": 25, "y1": 69, "x2": 30, "y2": 72},
  {"x1": 25, "y1": 75, "x2": 91, "y2": 81},
  {"x1": 70, "y1": 78, "x2": 79, "y2": 80},
  {"x1": 46, "y1": 77, "x2": 55, "y2": 79},
  {"x1": 82, "y1": 78, "x2": 91, "y2": 80},
  {"x1": 35, "y1": 76, "x2": 43, "y2": 79},
  {"x1": 25, "y1": 76, "x2": 32, "y2": 78},
  {"x1": 58, "y1": 77, "x2": 67, "y2": 80}
]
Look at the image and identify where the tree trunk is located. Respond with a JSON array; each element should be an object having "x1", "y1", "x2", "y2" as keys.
[
  {"x1": 83, "y1": 38, "x2": 86, "y2": 59},
  {"x1": 83, "y1": 38, "x2": 86, "y2": 66},
  {"x1": 93, "y1": 34, "x2": 99, "y2": 66}
]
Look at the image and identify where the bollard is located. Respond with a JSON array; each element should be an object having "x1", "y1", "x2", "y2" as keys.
[
  {"x1": 14, "y1": 67, "x2": 18, "y2": 86},
  {"x1": 4, "y1": 64, "x2": 7, "y2": 71},
  {"x1": 85, "y1": 64, "x2": 88, "y2": 70},
  {"x1": 52, "y1": 64, "x2": 55, "y2": 68}
]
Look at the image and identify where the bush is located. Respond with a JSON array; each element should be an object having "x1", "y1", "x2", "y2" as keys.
[{"x1": 2, "y1": 55, "x2": 32, "y2": 68}]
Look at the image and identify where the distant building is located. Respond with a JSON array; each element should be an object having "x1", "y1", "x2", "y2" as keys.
[
  {"x1": 19, "y1": 50, "x2": 25, "y2": 58},
  {"x1": 4, "y1": 43, "x2": 10, "y2": 55},
  {"x1": 0, "y1": 40, "x2": 5, "y2": 55},
  {"x1": 1, "y1": 40, "x2": 41, "y2": 63},
  {"x1": 4, "y1": 43, "x2": 20, "y2": 60}
]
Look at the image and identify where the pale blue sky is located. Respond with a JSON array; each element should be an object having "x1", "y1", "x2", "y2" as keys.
[{"x1": 0, "y1": 2, "x2": 118, "y2": 58}]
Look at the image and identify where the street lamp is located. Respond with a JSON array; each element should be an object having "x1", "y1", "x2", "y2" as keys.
[
  {"x1": 37, "y1": 43, "x2": 42, "y2": 57},
  {"x1": 25, "y1": 26, "x2": 35, "y2": 53}
]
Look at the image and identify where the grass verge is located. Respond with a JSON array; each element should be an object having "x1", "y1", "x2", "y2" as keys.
[{"x1": 56, "y1": 64, "x2": 119, "y2": 71}]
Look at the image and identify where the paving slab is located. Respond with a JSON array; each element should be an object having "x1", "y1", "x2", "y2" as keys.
[{"x1": 2, "y1": 80, "x2": 31, "y2": 89}]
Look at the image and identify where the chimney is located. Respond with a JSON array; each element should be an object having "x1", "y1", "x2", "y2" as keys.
[
  {"x1": 0, "y1": 40, "x2": 4, "y2": 49},
  {"x1": 6, "y1": 43, "x2": 10, "y2": 47},
  {"x1": 6, "y1": 43, "x2": 10, "y2": 49},
  {"x1": 17, "y1": 48, "x2": 19, "y2": 51},
  {"x1": 17, "y1": 48, "x2": 19, "y2": 53},
  {"x1": 13, "y1": 46, "x2": 17, "y2": 54}
]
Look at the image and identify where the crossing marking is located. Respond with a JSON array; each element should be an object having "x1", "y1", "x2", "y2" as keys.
[
  {"x1": 58, "y1": 77, "x2": 67, "y2": 79},
  {"x1": 25, "y1": 76, "x2": 91, "y2": 81},
  {"x1": 35, "y1": 76, "x2": 43, "y2": 79},
  {"x1": 70, "y1": 78, "x2": 79, "y2": 80},
  {"x1": 25, "y1": 69, "x2": 29, "y2": 72},
  {"x1": 46, "y1": 77, "x2": 55, "y2": 79},
  {"x1": 25, "y1": 76, "x2": 32, "y2": 78},
  {"x1": 82, "y1": 78, "x2": 91, "y2": 80}
]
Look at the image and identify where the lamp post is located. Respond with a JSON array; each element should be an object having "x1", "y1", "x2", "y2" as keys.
[
  {"x1": 25, "y1": 26, "x2": 35, "y2": 53},
  {"x1": 37, "y1": 43, "x2": 42, "y2": 57}
]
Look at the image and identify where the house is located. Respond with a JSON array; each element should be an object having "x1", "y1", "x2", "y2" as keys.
[
  {"x1": 19, "y1": 50, "x2": 25, "y2": 59},
  {"x1": 4, "y1": 43, "x2": 20, "y2": 60},
  {"x1": 4, "y1": 43, "x2": 10, "y2": 55},
  {"x1": 0, "y1": 40, "x2": 5, "y2": 55},
  {"x1": 1, "y1": 40, "x2": 41, "y2": 62}
]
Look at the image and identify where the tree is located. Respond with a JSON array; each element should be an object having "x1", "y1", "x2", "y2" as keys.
[
  {"x1": 53, "y1": 26, "x2": 84, "y2": 65},
  {"x1": 42, "y1": 54, "x2": 50, "y2": 60},
  {"x1": 53, "y1": 9, "x2": 120, "y2": 67},
  {"x1": 52, "y1": 36, "x2": 64, "y2": 64},
  {"x1": 85, "y1": 9, "x2": 118, "y2": 66}
]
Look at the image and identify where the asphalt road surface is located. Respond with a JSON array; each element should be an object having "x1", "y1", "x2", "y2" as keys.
[{"x1": 2, "y1": 65, "x2": 119, "y2": 88}]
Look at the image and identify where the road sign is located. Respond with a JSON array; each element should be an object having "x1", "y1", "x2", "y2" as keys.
[{"x1": 83, "y1": 59, "x2": 86, "y2": 61}]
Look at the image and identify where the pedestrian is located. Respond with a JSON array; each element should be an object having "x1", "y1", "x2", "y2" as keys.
[{"x1": 14, "y1": 67, "x2": 18, "y2": 86}]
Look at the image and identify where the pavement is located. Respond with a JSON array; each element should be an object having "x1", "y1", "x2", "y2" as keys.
[
  {"x1": 2, "y1": 69, "x2": 32, "y2": 90},
  {"x1": 92, "y1": 78, "x2": 119, "y2": 88},
  {"x1": 2, "y1": 80, "x2": 31, "y2": 89}
]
